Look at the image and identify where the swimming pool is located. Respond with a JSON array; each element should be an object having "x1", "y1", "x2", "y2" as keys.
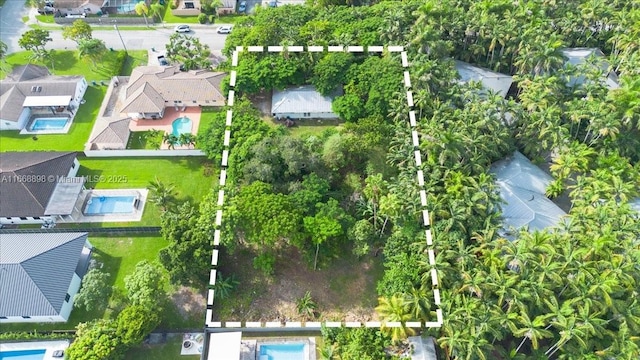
[
  {"x1": 172, "y1": 117, "x2": 193, "y2": 138},
  {"x1": 0, "y1": 349, "x2": 45, "y2": 360},
  {"x1": 30, "y1": 118, "x2": 69, "y2": 131},
  {"x1": 84, "y1": 196, "x2": 136, "y2": 215},
  {"x1": 259, "y1": 343, "x2": 305, "y2": 360}
]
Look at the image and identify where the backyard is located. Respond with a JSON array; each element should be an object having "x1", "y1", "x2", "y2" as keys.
[
  {"x1": 213, "y1": 246, "x2": 384, "y2": 323},
  {"x1": 0, "y1": 50, "x2": 147, "y2": 152},
  {"x1": 0, "y1": 235, "x2": 203, "y2": 332},
  {"x1": 73, "y1": 156, "x2": 217, "y2": 226}
]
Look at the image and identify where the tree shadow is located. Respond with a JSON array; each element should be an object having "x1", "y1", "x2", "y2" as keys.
[{"x1": 51, "y1": 50, "x2": 78, "y2": 72}]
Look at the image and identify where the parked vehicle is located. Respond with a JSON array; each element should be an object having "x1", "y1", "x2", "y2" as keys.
[
  {"x1": 268, "y1": 0, "x2": 277, "y2": 7},
  {"x1": 238, "y1": 1, "x2": 246, "y2": 12},
  {"x1": 37, "y1": 6, "x2": 55, "y2": 14},
  {"x1": 174, "y1": 24, "x2": 191, "y2": 33},
  {"x1": 157, "y1": 55, "x2": 169, "y2": 66},
  {"x1": 217, "y1": 26, "x2": 232, "y2": 34}
]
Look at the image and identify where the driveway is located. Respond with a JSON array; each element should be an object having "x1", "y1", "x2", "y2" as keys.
[{"x1": 0, "y1": 0, "x2": 30, "y2": 54}]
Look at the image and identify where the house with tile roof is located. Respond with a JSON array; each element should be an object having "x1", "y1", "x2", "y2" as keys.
[
  {"x1": 455, "y1": 60, "x2": 514, "y2": 98},
  {"x1": 0, "y1": 65, "x2": 87, "y2": 131},
  {"x1": 88, "y1": 117, "x2": 131, "y2": 150},
  {"x1": 0, "y1": 232, "x2": 92, "y2": 323},
  {"x1": 561, "y1": 48, "x2": 620, "y2": 89},
  {"x1": 490, "y1": 151, "x2": 567, "y2": 239},
  {"x1": 120, "y1": 65, "x2": 226, "y2": 120},
  {"x1": 0, "y1": 152, "x2": 84, "y2": 226},
  {"x1": 271, "y1": 85, "x2": 341, "y2": 120}
]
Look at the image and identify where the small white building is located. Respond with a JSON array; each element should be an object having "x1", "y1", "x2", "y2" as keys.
[
  {"x1": 561, "y1": 48, "x2": 620, "y2": 89},
  {"x1": 455, "y1": 60, "x2": 513, "y2": 98},
  {"x1": 0, "y1": 233, "x2": 92, "y2": 323},
  {"x1": 271, "y1": 85, "x2": 341, "y2": 120},
  {"x1": 0, "y1": 65, "x2": 87, "y2": 131},
  {"x1": 490, "y1": 151, "x2": 567, "y2": 239},
  {"x1": 0, "y1": 152, "x2": 84, "y2": 226}
]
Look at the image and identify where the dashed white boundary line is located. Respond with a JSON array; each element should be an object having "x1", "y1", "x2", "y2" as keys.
[{"x1": 206, "y1": 45, "x2": 443, "y2": 329}]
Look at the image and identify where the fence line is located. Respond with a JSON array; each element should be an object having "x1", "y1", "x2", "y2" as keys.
[
  {"x1": 84, "y1": 149, "x2": 205, "y2": 157},
  {"x1": 0, "y1": 227, "x2": 161, "y2": 234}
]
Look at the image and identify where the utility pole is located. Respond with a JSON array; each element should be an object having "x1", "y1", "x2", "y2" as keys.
[{"x1": 112, "y1": 21, "x2": 128, "y2": 55}]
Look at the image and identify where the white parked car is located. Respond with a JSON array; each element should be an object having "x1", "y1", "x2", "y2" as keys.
[
  {"x1": 174, "y1": 24, "x2": 191, "y2": 33},
  {"x1": 217, "y1": 26, "x2": 232, "y2": 34}
]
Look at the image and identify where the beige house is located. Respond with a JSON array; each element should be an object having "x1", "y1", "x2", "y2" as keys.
[{"x1": 120, "y1": 65, "x2": 226, "y2": 120}]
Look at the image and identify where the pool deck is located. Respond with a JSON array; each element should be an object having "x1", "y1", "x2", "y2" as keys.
[
  {"x1": 129, "y1": 107, "x2": 202, "y2": 150},
  {"x1": 0, "y1": 340, "x2": 69, "y2": 360},
  {"x1": 57, "y1": 189, "x2": 148, "y2": 223}
]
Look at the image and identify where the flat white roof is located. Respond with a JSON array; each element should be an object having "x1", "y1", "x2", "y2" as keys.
[
  {"x1": 208, "y1": 332, "x2": 242, "y2": 360},
  {"x1": 23, "y1": 95, "x2": 72, "y2": 107}
]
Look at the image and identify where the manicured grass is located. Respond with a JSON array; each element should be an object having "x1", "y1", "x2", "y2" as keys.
[
  {"x1": 90, "y1": 235, "x2": 169, "y2": 291},
  {"x1": 0, "y1": 86, "x2": 106, "y2": 152},
  {"x1": 75, "y1": 157, "x2": 217, "y2": 225},
  {"x1": 217, "y1": 14, "x2": 246, "y2": 24},
  {"x1": 0, "y1": 50, "x2": 147, "y2": 152},
  {"x1": 125, "y1": 336, "x2": 200, "y2": 360},
  {"x1": 127, "y1": 131, "x2": 163, "y2": 149},
  {"x1": 163, "y1": 4, "x2": 200, "y2": 23},
  {"x1": 35, "y1": 14, "x2": 55, "y2": 23}
]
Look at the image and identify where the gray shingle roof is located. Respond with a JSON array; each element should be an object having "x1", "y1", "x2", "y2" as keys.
[
  {"x1": 0, "y1": 152, "x2": 78, "y2": 217},
  {"x1": 0, "y1": 66, "x2": 84, "y2": 122},
  {"x1": 455, "y1": 61, "x2": 513, "y2": 98},
  {"x1": 0, "y1": 232, "x2": 89, "y2": 318},
  {"x1": 271, "y1": 85, "x2": 340, "y2": 115},
  {"x1": 490, "y1": 151, "x2": 567, "y2": 234}
]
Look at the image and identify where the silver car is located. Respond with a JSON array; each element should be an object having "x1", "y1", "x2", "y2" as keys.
[{"x1": 174, "y1": 24, "x2": 191, "y2": 33}]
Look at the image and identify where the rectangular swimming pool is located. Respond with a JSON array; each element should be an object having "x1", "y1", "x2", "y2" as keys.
[
  {"x1": 259, "y1": 343, "x2": 305, "y2": 360},
  {"x1": 0, "y1": 349, "x2": 46, "y2": 360},
  {"x1": 30, "y1": 118, "x2": 69, "y2": 131},
  {"x1": 84, "y1": 195, "x2": 136, "y2": 215}
]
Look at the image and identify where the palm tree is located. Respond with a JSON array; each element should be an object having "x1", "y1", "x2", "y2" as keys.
[
  {"x1": 147, "y1": 176, "x2": 175, "y2": 212},
  {"x1": 375, "y1": 295, "x2": 415, "y2": 343},
  {"x1": 78, "y1": 38, "x2": 106, "y2": 69},
  {"x1": 295, "y1": 291, "x2": 317, "y2": 320},
  {"x1": 163, "y1": 133, "x2": 179, "y2": 149},
  {"x1": 135, "y1": 2, "x2": 150, "y2": 27},
  {"x1": 149, "y1": 2, "x2": 164, "y2": 22},
  {"x1": 213, "y1": 272, "x2": 239, "y2": 300}
]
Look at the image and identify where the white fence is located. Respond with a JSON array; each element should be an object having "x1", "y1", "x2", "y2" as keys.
[{"x1": 84, "y1": 150, "x2": 206, "y2": 157}]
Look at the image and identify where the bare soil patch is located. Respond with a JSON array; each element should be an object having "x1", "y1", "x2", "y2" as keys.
[
  {"x1": 213, "y1": 246, "x2": 383, "y2": 322},
  {"x1": 171, "y1": 286, "x2": 206, "y2": 320}
]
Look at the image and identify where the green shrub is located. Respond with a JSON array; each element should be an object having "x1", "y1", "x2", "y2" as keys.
[
  {"x1": 170, "y1": 0, "x2": 178, "y2": 9},
  {"x1": 114, "y1": 50, "x2": 128, "y2": 75},
  {"x1": 209, "y1": 15, "x2": 215, "y2": 23},
  {"x1": 198, "y1": 13, "x2": 207, "y2": 24},
  {"x1": 0, "y1": 331, "x2": 73, "y2": 341}
]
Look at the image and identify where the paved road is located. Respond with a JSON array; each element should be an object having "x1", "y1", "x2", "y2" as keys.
[
  {"x1": 47, "y1": 28, "x2": 229, "y2": 53},
  {"x1": 0, "y1": 0, "x2": 30, "y2": 54},
  {"x1": 1, "y1": 2, "x2": 229, "y2": 54}
]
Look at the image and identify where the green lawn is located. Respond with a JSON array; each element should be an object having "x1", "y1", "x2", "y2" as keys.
[
  {"x1": 35, "y1": 15, "x2": 55, "y2": 23},
  {"x1": 0, "y1": 50, "x2": 147, "y2": 152},
  {"x1": 0, "y1": 86, "x2": 106, "y2": 152},
  {"x1": 125, "y1": 336, "x2": 200, "y2": 360},
  {"x1": 163, "y1": 4, "x2": 200, "y2": 23},
  {"x1": 217, "y1": 14, "x2": 246, "y2": 24},
  {"x1": 75, "y1": 157, "x2": 217, "y2": 225}
]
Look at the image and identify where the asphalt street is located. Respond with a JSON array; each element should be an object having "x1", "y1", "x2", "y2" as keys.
[{"x1": 0, "y1": 2, "x2": 229, "y2": 54}]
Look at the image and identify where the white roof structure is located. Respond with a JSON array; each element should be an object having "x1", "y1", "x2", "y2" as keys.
[
  {"x1": 491, "y1": 151, "x2": 566, "y2": 236},
  {"x1": 408, "y1": 336, "x2": 438, "y2": 360},
  {"x1": 561, "y1": 48, "x2": 620, "y2": 89},
  {"x1": 454, "y1": 60, "x2": 513, "y2": 98},
  {"x1": 22, "y1": 95, "x2": 72, "y2": 107},
  {"x1": 207, "y1": 332, "x2": 242, "y2": 360},
  {"x1": 271, "y1": 85, "x2": 340, "y2": 115}
]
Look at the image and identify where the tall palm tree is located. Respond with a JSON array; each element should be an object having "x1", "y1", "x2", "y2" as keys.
[
  {"x1": 135, "y1": 2, "x2": 150, "y2": 27},
  {"x1": 375, "y1": 295, "x2": 415, "y2": 343},
  {"x1": 147, "y1": 177, "x2": 175, "y2": 212}
]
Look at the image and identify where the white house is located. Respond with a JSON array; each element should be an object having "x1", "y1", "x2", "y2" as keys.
[
  {"x1": 0, "y1": 152, "x2": 85, "y2": 226},
  {"x1": 561, "y1": 48, "x2": 620, "y2": 89},
  {"x1": 490, "y1": 151, "x2": 567, "y2": 239},
  {"x1": 455, "y1": 60, "x2": 513, "y2": 98},
  {"x1": 0, "y1": 233, "x2": 92, "y2": 323},
  {"x1": 271, "y1": 85, "x2": 341, "y2": 120},
  {"x1": 0, "y1": 65, "x2": 87, "y2": 131}
]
